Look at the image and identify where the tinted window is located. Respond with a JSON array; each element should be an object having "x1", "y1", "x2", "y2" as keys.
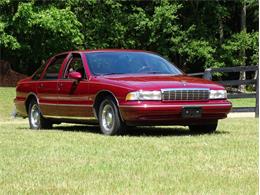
[
  {"x1": 86, "y1": 52, "x2": 182, "y2": 76},
  {"x1": 63, "y1": 54, "x2": 86, "y2": 79},
  {"x1": 43, "y1": 55, "x2": 66, "y2": 80},
  {"x1": 32, "y1": 64, "x2": 46, "y2": 80}
]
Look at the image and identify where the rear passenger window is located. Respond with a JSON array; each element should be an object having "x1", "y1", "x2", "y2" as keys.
[{"x1": 43, "y1": 55, "x2": 66, "y2": 80}]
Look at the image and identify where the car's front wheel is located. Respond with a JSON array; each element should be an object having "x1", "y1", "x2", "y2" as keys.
[
  {"x1": 189, "y1": 121, "x2": 218, "y2": 134},
  {"x1": 98, "y1": 97, "x2": 125, "y2": 135},
  {"x1": 28, "y1": 99, "x2": 52, "y2": 129}
]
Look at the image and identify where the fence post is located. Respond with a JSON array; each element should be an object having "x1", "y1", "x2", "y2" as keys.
[
  {"x1": 203, "y1": 68, "x2": 212, "y2": 80},
  {"x1": 255, "y1": 70, "x2": 259, "y2": 118}
]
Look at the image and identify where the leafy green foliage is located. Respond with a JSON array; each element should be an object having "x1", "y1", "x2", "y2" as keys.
[
  {"x1": 178, "y1": 39, "x2": 216, "y2": 68},
  {"x1": 221, "y1": 31, "x2": 258, "y2": 67},
  {"x1": 0, "y1": 0, "x2": 258, "y2": 75},
  {"x1": 0, "y1": 21, "x2": 20, "y2": 50},
  {"x1": 1, "y1": 1, "x2": 84, "y2": 74}
]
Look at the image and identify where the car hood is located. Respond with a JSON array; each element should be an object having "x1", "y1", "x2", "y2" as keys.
[{"x1": 99, "y1": 74, "x2": 224, "y2": 90}]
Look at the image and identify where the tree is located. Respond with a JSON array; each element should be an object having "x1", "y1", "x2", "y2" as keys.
[
  {"x1": 0, "y1": 0, "x2": 20, "y2": 59},
  {"x1": 0, "y1": 0, "x2": 258, "y2": 76},
  {"x1": 1, "y1": 1, "x2": 84, "y2": 74}
]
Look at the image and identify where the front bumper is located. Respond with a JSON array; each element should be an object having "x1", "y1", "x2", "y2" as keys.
[{"x1": 119, "y1": 100, "x2": 232, "y2": 125}]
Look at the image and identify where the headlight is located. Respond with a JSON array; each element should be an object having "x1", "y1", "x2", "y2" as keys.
[
  {"x1": 209, "y1": 90, "x2": 227, "y2": 99},
  {"x1": 126, "y1": 90, "x2": 162, "y2": 101}
]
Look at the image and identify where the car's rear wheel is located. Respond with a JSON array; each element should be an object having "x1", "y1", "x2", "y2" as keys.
[
  {"x1": 98, "y1": 97, "x2": 125, "y2": 135},
  {"x1": 189, "y1": 121, "x2": 218, "y2": 134},
  {"x1": 28, "y1": 99, "x2": 52, "y2": 129}
]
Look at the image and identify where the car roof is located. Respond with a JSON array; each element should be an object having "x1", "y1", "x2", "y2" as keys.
[{"x1": 54, "y1": 49, "x2": 155, "y2": 56}]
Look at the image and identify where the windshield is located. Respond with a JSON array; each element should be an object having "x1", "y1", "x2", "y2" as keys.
[{"x1": 85, "y1": 52, "x2": 182, "y2": 76}]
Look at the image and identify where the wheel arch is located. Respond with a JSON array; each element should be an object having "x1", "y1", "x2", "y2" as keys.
[
  {"x1": 25, "y1": 93, "x2": 39, "y2": 114},
  {"x1": 93, "y1": 90, "x2": 124, "y2": 121}
]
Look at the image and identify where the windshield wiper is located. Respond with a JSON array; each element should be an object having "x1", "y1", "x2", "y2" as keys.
[{"x1": 142, "y1": 71, "x2": 164, "y2": 74}]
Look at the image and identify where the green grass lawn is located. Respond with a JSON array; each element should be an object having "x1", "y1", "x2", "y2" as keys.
[
  {"x1": 0, "y1": 87, "x2": 17, "y2": 121},
  {"x1": 0, "y1": 87, "x2": 258, "y2": 194},
  {"x1": 229, "y1": 98, "x2": 256, "y2": 108},
  {"x1": 0, "y1": 118, "x2": 258, "y2": 194}
]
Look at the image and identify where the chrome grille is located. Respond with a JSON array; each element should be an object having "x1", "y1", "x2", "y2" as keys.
[{"x1": 161, "y1": 88, "x2": 209, "y2": 101}]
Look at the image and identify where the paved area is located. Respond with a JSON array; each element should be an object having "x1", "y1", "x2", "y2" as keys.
[{"x1": 228, "y1": 112, "x2": 256, "y2": 118}]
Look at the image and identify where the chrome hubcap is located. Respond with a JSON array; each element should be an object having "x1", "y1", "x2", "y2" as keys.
[
  {"x1": 30, "y1": 104, "x2": 40, "y2": 128},
  {"x1": 101, "y1": 104, "x2": 114, "y2": 132}
]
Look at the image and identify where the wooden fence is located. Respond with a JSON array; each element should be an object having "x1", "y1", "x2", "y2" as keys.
[{"x1": 188, "y1": 66, "x2": 259, "y2": 117}]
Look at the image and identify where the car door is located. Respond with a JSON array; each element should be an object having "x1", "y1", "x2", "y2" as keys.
[
  {"x1": 37, "y1": 54, "x2": 68, "y2": 117},
  {"x1": 57, "y1": 52, "x2": 93, "y2": 119}
]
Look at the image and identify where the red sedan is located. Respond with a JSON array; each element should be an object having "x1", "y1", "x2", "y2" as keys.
[{"x1": 15, "y1": 50, "x2": 232, "y2": 135}]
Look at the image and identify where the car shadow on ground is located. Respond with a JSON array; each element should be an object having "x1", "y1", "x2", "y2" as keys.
[{"x1": 49, "y1": 124, "x2": 229, "y2": 137}]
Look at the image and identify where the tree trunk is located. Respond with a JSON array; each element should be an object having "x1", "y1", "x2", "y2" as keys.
[
  {"x1": 218, "y1": 14, "x2": 224, "y2": 44},
  {"x1": 239, "y1": 2, "x2": 247, "y2": 92}
]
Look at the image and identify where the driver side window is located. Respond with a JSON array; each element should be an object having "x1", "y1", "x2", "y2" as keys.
[{"x1": 64, "y1": 54, "x2": 86, "y2": 79}]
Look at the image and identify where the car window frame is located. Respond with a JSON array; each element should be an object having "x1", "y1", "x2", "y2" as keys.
[
  {"x1": 31, "y1": 62, "x2": 47, "y2": 80},
  {"x1": 40, "y1": 53, "x2": 68, "y2": 80},
  {"x1": 62, "y1": 52, "x2": 87, "y2": 80}
]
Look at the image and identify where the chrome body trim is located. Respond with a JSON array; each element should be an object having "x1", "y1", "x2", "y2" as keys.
[
  {"x1": 14, "y1": 98, "x2": 24, "y2": 102},
  {"x1": 119, "y1": 103, "x2": 231, "y2": 108},
  {"x1": 43, "y1": 115, "x2": 97, "y2": 120},
  {"x1": 161, "y1": 88, "x2": 210, "y2": 92},
  {"x1": 161, "y1": 88, "x2": 210, "y2": 101},
  {"x1": 41, "y1": 95, "x2": 89, "y2": 101},
  {"x1": 39, "y1": 103, "x2": 93, "y2": 107}
]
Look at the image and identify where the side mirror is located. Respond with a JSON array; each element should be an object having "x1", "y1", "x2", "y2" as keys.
[{"x1": 68, "y1": 71, "x2": 82, "y2": 80}]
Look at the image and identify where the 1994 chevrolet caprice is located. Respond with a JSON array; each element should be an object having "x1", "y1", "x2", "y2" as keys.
[{"x1": 15, "y1": 50, "x2": 232, "y2": 135}]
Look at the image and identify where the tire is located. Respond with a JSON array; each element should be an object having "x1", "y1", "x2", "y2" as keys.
[
  {"x1": 28, "y1": 99, "x2": 53, "y2": 129},
  {"x1": 189, "y1": 121, "x2": 218, "y2": 134},
  {"x1": 98, "y1": 97, "x2": 125, "y2": 135}
]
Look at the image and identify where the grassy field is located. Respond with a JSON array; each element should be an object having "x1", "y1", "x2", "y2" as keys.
[
  {"x1": 229, "y1": 98, "x2": 256, "y2": 108},
  {"x1": 0, "y1": 87, "x2": 258, "y2": 194},
  {"x1": 0, "y1": 87, "x2": 17, "y2": 121},
  {"x1": 0, "y1": 119, "x2": 258, "y2": 194}
]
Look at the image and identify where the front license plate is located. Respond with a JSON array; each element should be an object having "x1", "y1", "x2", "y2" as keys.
[{"x1": 182, "y1": 107, "x2": 202, "y2": 118}]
